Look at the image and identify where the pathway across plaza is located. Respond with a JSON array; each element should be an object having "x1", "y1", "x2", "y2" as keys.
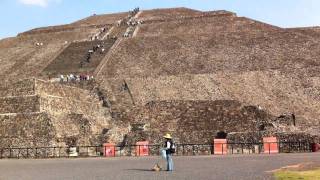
[{"x1": 0, "y1": 153, "x2": 319, "y2": 180}]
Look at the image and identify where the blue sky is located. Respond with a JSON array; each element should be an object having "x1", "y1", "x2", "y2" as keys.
[{"x1": 0, "y1": 0, "x2": 320, "y2": 39}]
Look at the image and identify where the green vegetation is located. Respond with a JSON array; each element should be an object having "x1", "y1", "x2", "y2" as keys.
[{"x1": 274, "y1": 168, "x2": 320, "y2": 180}]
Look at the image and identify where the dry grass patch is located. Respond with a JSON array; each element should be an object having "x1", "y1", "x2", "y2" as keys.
[
  {"x1": 273, "y1": 162, "x2": 320, "y2": 180},
  {"x1": 274, "y1": 168, "x2": 320, "y2": 180}
]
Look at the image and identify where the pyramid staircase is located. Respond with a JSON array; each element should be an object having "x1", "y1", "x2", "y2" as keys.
[{"x1": 42, "y1": 39, "x2": 116, "y2": 76}]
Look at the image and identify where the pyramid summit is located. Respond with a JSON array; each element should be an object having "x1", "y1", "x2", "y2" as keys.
[{"x1": 0, "y1": 7, "x2": 319, "y2": 151}]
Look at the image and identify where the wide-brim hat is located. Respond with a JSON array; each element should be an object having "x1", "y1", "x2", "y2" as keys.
[{"x1": 163, "y1": 133, "x2": 172, "y2": 139}]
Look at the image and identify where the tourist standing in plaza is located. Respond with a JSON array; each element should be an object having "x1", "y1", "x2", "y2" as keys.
[{"x1": 163, "y1": 133, "x2": 175, "y2": 171}]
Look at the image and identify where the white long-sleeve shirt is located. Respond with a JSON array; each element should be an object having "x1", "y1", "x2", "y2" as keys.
[{"x1": 165, "y1": 141, "x2": 171, "y2": 150}]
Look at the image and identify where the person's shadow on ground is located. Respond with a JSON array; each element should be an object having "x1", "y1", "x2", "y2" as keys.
[{"x1": 126, "y1": 169, "x2": 155, "y2": 172}]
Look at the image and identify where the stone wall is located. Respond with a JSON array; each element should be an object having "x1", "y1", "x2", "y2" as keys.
[
  {"x1": 40, "y1": 95, "x2": 107, "y2": 122},
  {"x1": 139, "y1": 8, "x2": 202, "y2": 22},
  {"x1": 17, "y1": 28, "x2": 98, "y2": 44},
  {"x1": 0, "y1": 79, "x2": 35, "y2": 97},
  {"x1": 49, "y1": 113, "x2": 108, "y2": 147},
  {"x1": 287, "y1": 27, "x2": 320, "y2": 41},
  {"x1": 35, "y1": 79, "x2": 98, "y2": 103},
  {"x1": 0, "y1": 42, "x2": 67, "y2": 81},
  {"x1": 122, "y1": 100, "x2": 274, "y2": 144},
  {"x1": 0, "y1": 113, "x2": 56, "y2": 147},
  {"x1": 20, "y1": 24, "x2": 109, "y2": 36},
  {"x1": 99, "y1": 30, "x2": 320, "y2": 79},
  {"x1": 137, "y1": 15, "x2": 278, "y2": 37},
  {"x1": 99, "y1": 79, "x2": 136, "y2": 110},
  {"x1": 36, "y1": 79, "x2": 121, "y2": 146},
  {"x1": 72, "y1": 12, "x2": 128, "y2": 26},
  {"x1": 0, "y1": 78, "x2": 117, "y2": 148},
  {"x1": 0, "y1": 95, "x2": 40, "y2": 114},
  {"x1": 114, "y1": 71, "x2": 320, "y2": 131},
  {"x1": 125, "y1": 74, "x2": 230, "y2": 105}
]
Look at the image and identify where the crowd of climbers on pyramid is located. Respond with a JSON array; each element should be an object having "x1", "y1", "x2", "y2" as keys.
[
  {"x1": 89, "y1": 8, "x2": 142, "y2": 40},
  {"x1": 35, "y1": 42, "x2": 44, "y2": 46},
  {"x1": 127, "y1": 8, "x2": 143, "y2": 26},
  {"x1": 91, "y1": 27, "x2": 109, "y2": 41},
  {"x1": 59, "y1": 74, "x2": 94, "y2": 82},
  {"x1": 123, "y1": 7, "x2": 144, "y2": 37},
  {"x1": 80, "y1": 42, "x2": 107, "y2": 68},
  {"x1": 51, "y1": 8, "x2": 144, "y2": 83},
  {"x1": 130, "y1": 7, "x2": 140, "y2": 16}
]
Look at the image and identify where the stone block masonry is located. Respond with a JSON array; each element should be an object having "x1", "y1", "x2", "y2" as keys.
[
  {"x1": 0, "y1": 79, "x2": 35, "y2": 97},
  {"x1": 35, "y1": 79, "x2": 98, "y2": 103},
  {"x1": 1, "y1": 7, "x2": 320, "y2": 149},
  {"x1": 122, "y1": 100, "x2": 274, "y2": 144},
  {"x1": 0, "y1": 78, "x2": 116, "y2": 148},
  {"x1": 0, "y1": 112, "x2": 55, "y2": 148},
  {"x1": 0, "y1": 95, "x2": 40, "y2": 114}
]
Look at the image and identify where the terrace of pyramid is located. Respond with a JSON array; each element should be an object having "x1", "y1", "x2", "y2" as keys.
[{"x1": 0, "y1": 7, "x2": 319, "y2": 149}]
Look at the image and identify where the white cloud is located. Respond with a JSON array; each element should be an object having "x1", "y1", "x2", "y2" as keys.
[{"x1": 19, "y1": 0, "x2": 61, "y2": 7}]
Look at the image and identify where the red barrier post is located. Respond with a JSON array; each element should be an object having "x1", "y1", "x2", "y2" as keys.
[
  {"x1": 136, "y1": 141, "x2": 149, "y2": 156},
  {"x1": 103, "y1": 143, "x2": 115, "y2": 157},
  {"x1": 263, "y1": 137, "x2": 278, "y2": 154},
  {"x1": 214, "y1": 139, "x2": 227, "y2": 155},
  {"x1": 312, "y1": 143, "x2": 320, "y2": 152}
]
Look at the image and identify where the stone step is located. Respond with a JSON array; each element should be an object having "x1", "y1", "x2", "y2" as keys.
[{"x1": 42, "y1": 39, "x2": 116, "y2": 76}]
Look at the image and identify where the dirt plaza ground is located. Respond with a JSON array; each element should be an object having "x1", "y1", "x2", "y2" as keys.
[{"x1": 0, "y1": 153, "x2": 319, "y2": 180}]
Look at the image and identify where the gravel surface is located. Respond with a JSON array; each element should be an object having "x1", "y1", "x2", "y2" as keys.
[{"x1": 0, "y1": 153, "x2": 319, "y2": 180}]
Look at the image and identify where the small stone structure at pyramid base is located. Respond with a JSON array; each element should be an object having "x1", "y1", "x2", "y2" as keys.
[{"x1": 0, "y1": 79, "x2": 129, "y2": 150}]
